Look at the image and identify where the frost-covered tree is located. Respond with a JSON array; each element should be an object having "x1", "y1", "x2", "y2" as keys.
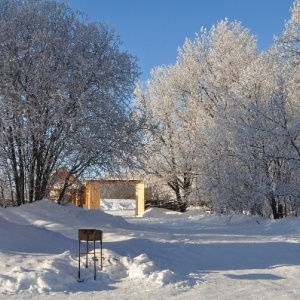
[
  {"x1": 135, "y1": 66, "x2": 204, "y2": 211},
  {"x1": 0, "y1": 0, "x2": 141, "y2": 206},
  {"x1": 205, "y1": 0, "x2": 300, "y2": 218},
  {"x1": 203, "y1": 52, "x2": 298, "y2": 218},
  {"x1": 269, "y1": 0, "x2": 300, "y2": 216},
  {"x1": 135, "y1": 20, "x2": 257, "y2": 211},
  {"x1": 276, "y1": 0, "x2": 300, "y2": 64},
  {"x1": 136, "y1": 2, "x2": 300, "y2": 218}
]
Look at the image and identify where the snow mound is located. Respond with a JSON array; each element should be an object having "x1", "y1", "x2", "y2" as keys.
[
  {"x1": 123, "y1": 253, "x2": 174, "y2": 285},
  {"x1": 0, "y1": 251, "x2": 77, "y2": 295},
  {"x1": 104, "y1": 252, "x2": 175, "y2": 286},
  {"x1": 1, "y1": 199, "x2": 130, "y2": 233},
  {"x1": 0, "y1": 215, "x2": 76, "y2": 254},
  {"x1": 142, "y1": 207, "x2": 182, "y2": 218},
  {"x1": 101, "y1": 199, "x2": 136, "y2": 211}
]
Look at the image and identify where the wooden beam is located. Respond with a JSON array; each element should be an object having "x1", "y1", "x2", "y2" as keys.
[{"x1": 83, "y1": 179, "x2": 142, "y2": 185}]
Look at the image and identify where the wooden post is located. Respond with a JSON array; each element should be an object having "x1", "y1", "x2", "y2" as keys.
[
  {"x1": 85, "y1": 182, "x2": 91, "y2": 209},
  {"x1": 135, "y1": 183, "x2": 145, "y2": 215},
  {"x1": 85, "y1": 181, "x2": 101, "y2": 210},
  {"x1": 90, "y1": 181, "x2": 101, "y2": 210}
]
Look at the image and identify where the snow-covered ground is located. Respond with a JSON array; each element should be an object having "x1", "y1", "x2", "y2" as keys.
[
  {"x1": 101, "y1": 199, "x2": 136, "y2": 216},
  {"x1": 1, "y1": 199, "x2": 300, "y2": 299}
]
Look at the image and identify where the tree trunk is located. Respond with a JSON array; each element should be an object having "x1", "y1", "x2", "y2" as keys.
[
  {"x1": 168, "y1": 178, "x2": 188, "y2": 212},
  {"x1": 269, "y1": 193, "x2": 278, "y2": 219}
]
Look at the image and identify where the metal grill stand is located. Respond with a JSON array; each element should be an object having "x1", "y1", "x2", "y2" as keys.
[{"x1": 78, "y1": 229, "x2": 103, "y2": 281}]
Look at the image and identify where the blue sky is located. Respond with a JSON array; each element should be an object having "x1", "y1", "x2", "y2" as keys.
[{"x1": 68, "y1": 0, "x2": 295, "y2": 81}]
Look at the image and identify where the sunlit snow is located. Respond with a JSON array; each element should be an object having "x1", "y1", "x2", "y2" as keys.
[{"x1": 1, "y1": 199, "x2": 300, "y2": 299}]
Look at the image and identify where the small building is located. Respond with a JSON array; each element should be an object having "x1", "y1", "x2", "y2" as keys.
[{"x1": 49, "y1": 168, "x2": 85, "y2": 207}]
